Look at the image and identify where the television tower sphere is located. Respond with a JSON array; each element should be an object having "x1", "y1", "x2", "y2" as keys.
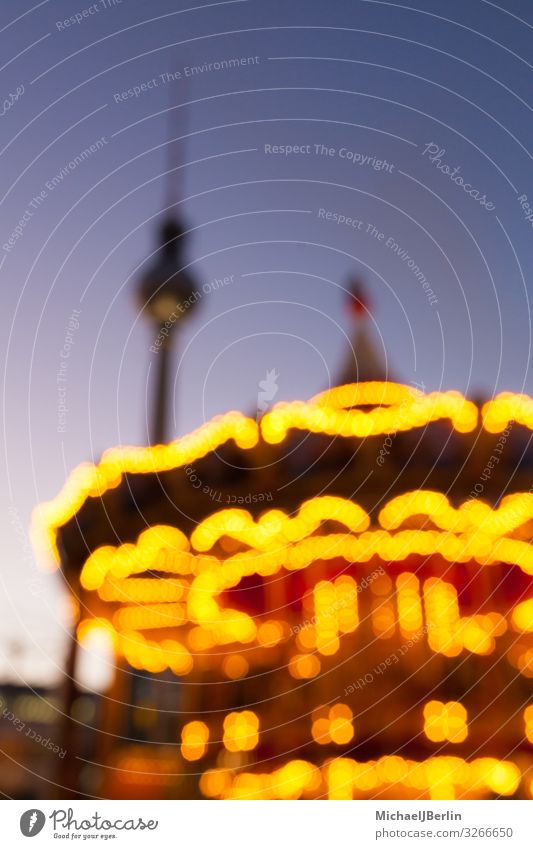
[
  {"x1": 136, "y1": 215, "x2": 199, "y2": 446},
  {"x1": 138, "y1": 217, "x2": 198, "y2": 325}
]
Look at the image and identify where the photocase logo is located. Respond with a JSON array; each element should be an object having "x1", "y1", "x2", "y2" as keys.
[
  {"x1": 257, "y1": 368, "x2": 279, "y2": 419},
  {"x1": 20, "y1": 809, "x2": 46, "y2": 837}
]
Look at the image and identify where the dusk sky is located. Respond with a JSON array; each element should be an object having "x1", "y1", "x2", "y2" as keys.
[{"x1": 1, "y1": 0, "x2": 532, "y2": 684}]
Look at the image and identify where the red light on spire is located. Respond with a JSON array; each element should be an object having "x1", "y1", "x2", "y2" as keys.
[{"x1": 347, "y1": 280, "x2": 372, "y2": 317}]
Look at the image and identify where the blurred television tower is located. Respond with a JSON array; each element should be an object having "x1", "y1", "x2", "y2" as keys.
[{"x1": 136, "y1": 85, "x2": 198, "y2": 445}]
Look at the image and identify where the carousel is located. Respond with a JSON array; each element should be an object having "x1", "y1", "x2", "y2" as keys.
[{"x1": 32, "y1": 212, "x2": 533, "y2": 800}]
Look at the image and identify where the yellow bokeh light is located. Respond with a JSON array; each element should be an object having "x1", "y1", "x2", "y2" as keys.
[
  {"x1": 512, "y1": 599, "x2": 533, "y2": 633},
  {"x1": 223, "y1": 711, "x2": 259, "y2": 752},
  {"x1": 222, "y1": 654, "x2": 249, "y2": 679},
  {"x1": 424, "y1": 701, "x2": 468, "y2": 744},
  {"x1": 524, "y1": 706, "x2": 533, "y2": 744},
  {"x1": 396, "y1": 572, "x2": 424, "y2": 635},
  {"x1": 311, "y1": 704, "x2": 354, "y2": 746},
  {"x1": 181, "y1": 721, "x2": 209, "y2": 761},
  {"x1": 257, "y1": 620, "x2": 284, "y2": 648},
  {"x1": 288, "y1": 653, "x2": 321, "y2": 679},
  {"x1": 202, "y1": 755, "x2": 522, "y2": 799}
]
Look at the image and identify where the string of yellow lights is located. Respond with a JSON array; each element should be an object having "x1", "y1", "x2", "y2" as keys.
[{"x1": 198, "y1": 755, "x2": 522, "y2": 800}]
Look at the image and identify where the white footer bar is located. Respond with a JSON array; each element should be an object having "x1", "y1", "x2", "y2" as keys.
[{"x1": 5, "y1": 800, "x2": 532, "y2": 848}]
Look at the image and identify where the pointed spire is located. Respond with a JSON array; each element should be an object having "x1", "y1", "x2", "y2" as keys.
[
  {"x1": 337, "y1": 279, "x2": 388, "y2": 385},
  {"x1": 135, "y1": 80, "x2": 199, "y2": 445}
]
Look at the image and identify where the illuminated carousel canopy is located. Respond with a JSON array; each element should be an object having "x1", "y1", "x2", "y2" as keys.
[{"x1": 32, "y1": 383, "x2": 533, "y2": 799}]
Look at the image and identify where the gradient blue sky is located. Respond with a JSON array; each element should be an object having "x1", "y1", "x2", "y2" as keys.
[{"x1": 1, "y1": 0, "x2": 532, "y2": 684}]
